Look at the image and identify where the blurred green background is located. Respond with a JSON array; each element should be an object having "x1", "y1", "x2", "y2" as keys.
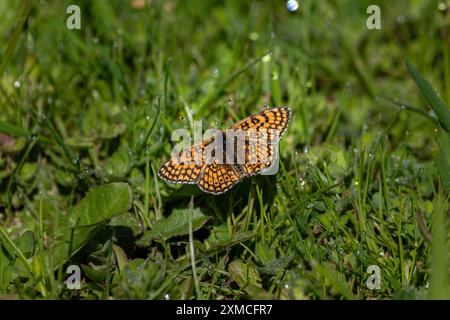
[{"x1": 0, "y1": 0, "x2": 449, "y2": 300}]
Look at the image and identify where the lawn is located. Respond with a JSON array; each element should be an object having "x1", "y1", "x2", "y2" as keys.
[{"x1": 0, "y1": 0, "x2": 449, "y2": 300}]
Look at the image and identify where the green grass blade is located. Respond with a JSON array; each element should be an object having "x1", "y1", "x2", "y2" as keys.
[{"x1": 407, "y1": 62, "x2": 450, "y2": 133}]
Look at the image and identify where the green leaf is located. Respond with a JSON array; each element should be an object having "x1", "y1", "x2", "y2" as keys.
[
  {"x1": 112, "y1": 244, "x2": 128, "y2": 274},
  {"x1": 16, "y1": 231, "x2": 35, "y2": 259},
  {"x1": 103, "y1": 147, "x2": 132, "y2": 178},
  {"x1": 68, "y1": 182, "x2": 133, "y2": 227},
  {"x1": 436, "y1": 132, "x2": 450, "y2": 190},
  {"x1": 0, "y1": 248, "x2": 13, "y2": 292},
  {"x1": 429, "y1": 192, "x2": 450, "y2": 299},
  {"x1": 228, "y1": 259, "x2": 270, "y2": 298},
  {"x1": 139, "y1": 208, "x2": 208, "y2": 241},
  {"x1": 51, "y1": 183, "x2": 132, "y2": 268},
  {"x1": 406, "y1": 62, "x2": 450, "y2": 133},
  {"x1": 0, "y1": 121, "x2": 30, "y2": 138},
  {"x1": 228, "y1": 260, "x2": 261, "y2": 288}
]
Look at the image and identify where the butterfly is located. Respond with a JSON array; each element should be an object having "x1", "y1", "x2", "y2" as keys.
[{"x1": 158, "y1": 107, "x2": 291, "y2": 195}]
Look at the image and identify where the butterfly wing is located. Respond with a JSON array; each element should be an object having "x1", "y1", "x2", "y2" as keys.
[
  {"x1": 158, "y1": 138, "x2": 213, "y2": 184},
  {"x1": 197, "y1": 161, "x2": 241, "y2": 194},
  {"x1": 239, "y1": 138, "x2": 275, "y2": 176},
  {"x1": 230, "y1": 107, "x2": 290, "y2": 177},
  {"x1": 229, "y1": 107, "x2": 291, "y2": 142},
  {"x1": 158, "y1": 107, "x2": 291, "y2": 194}
]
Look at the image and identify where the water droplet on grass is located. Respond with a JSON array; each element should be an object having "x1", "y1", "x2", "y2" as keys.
[
  {"x1": 249, "y1": 32, "x2": 259, "y2": 41},
  {"x1": 212, "y1": 67, "x2": 219, "y2": 78},
  {"x1": 396, "y1": 15, "x2": 405, "y2": 24},
  {"x1": 286, "y1": 0, "x2": 299, "y2": 12},
  {"x1": 438, "y1": 2, "x2": 447, "y2": 11},
  {"x1": 262, "y1": 53, "x2": 271, "y2": 63}
]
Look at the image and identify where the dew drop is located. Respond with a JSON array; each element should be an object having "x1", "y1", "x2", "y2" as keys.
[
  {"x1": 72, "y1": 155, "x2": 80, "y2": 166},
  {"x1": 299, "y1": 177, "x2": 306, "y2": 186},
  {"x1": 249, "y1": 32, "x2": 259, "y2": 41},
  {"x1": 438, "y1": 2, "x2": 447, "y2": 11},
  {"x1": 396, "y1": 15, "x2": 405, "y2": 24},
  {"x1": 286, "y1": 0, "x2": 299, "y2": 12},
  {"x1": 212, "y1": 67, "x2": 219, "y2": 78},
  {"x1": 262, "y1": 53, "x2": 271, "y2": 63}
]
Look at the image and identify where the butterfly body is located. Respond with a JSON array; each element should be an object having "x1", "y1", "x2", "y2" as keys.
[{"x1": 158, "y1": 107, "x2": 291, "y2": 194}]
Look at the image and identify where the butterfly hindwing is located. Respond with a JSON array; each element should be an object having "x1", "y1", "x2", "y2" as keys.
[{"x1": 197, "y1": 161, "x2": 241, "y2": 194}]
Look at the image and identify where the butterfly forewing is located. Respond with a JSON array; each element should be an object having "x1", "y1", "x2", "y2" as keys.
[
  {"x1": 230, "y1": 107, "x2": 291, "y2": 142},
  {"x1": 158, "y1": 138, "x2": 214, "y2": 184},
  {"x1": 238, "y1": 137, "x2": 275, "y2": 176}
]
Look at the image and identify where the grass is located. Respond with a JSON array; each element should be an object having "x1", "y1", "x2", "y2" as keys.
[{"x1": 0, "y1": 0, "x2": 449, "y2": 300}]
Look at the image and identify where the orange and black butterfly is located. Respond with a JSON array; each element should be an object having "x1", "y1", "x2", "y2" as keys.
[{"x1": 158, "y1": 107, "x2": 291, "y2": 194}]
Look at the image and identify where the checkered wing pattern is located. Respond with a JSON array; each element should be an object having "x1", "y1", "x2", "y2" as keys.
[
  {"x1": 197, "y1": 161, "x2": 241, "y2": 194},
  {"x1": 158, "y1": 138, "x2": 213, "y2": 184},
  {"x1": 158, "y1": 107, "x2": 291, "y2": 194},
  {"x1": 239, "y1": 138, "x2": 275, "y2": 176},
  {"x1": 230, "y1": 107, "x2": 291, "y2": 142}
]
